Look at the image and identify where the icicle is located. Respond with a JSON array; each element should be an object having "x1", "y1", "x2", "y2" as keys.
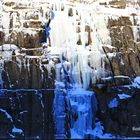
[
  {"x1": 48, "y1": 2, "x2": 112, "y2": 89},
  {"x1": 27, "y1": 58, "x2": 30, "y2": 72}
]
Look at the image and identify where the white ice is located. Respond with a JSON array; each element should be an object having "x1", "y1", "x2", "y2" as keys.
[{"x1": 118, "y1": 93, "x2": 131, "y2": 100}]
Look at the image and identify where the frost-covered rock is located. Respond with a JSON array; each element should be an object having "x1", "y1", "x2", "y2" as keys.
[
  {"x1": 0, "y1": 89, "x2": 55, "y2": 139},
  {"x1": 0, "y1": 44, "x2": 19, "y2": 61},
  {"x1": 93, "y1": 78, "x2": 140, "y2": 137},
  {"x1": 0, "y1": 0, "x2": 140, "y2": 139},
  {"x1": 118, "y1": 93, "x2": 131, "y2": 99}
]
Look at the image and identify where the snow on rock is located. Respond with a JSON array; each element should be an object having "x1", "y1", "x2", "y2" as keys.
[
  {"x1": 12, "y1": 126, "x2": 23, "y2": 134},
  {"x1": 118, "y1": 93, "x2": 131, "y2": 100},
  {"x1": 0, "y1": 0, "x2": 115, "y2": 89},
  {"x1": 0, "y1": 1, "x2": 139, "y2": 138},
  {"x1": 0, "y1": 0, "x2": 139, "y2": 89},
  {"x1": 134, "y1": 76, "x2": 140, "y2": 84},
  {"x1": 0, "y1": 44, "x2": 19, "y2": 61},
  {"x1": 0, "y1": 44, "x2": 18, "y2": 51},
  {"x1": 123, "y1": 76, "x2": 140, "y2": 89},
  {"x1": 108, "y1": 98, "x2": 118, "y2": 108},
  {"x1": 0, "y1": 44, "x2": 19, "y2": 88},
  {"x1": 108, "y1": 94, "x2": 131, "y2": 109},
  {"x1": 87, "y1": 121, "x2": 116, "y2": 139},
  {"x1": 132, "y1": 76, "x2": 140, "y2": 88}
]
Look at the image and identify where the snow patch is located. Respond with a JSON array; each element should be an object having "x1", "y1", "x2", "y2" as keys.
[
  {"x1": 118, "y1": 93, "x2": 131, "y2": 100},
  {"x1": 12, "y1": 126, "x2": 23, "y2": 134},
  {"x1": 108, "y1": 98, "x2": 118, "y2": 108},
  {"x1": 133, "y1": 76, "x2": 140, "y2": 88}
]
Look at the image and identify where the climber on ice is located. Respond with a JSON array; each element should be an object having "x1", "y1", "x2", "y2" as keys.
[
  {"x1": 44, "y1": 10, "x2": 55, "y2": 41},
  {"x1": 39, "y1": 10, "x2": 55, "y2": 45}
]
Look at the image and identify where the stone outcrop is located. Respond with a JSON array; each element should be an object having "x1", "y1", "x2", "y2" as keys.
[
  {"x1": 0, "y1": 89, "x2": 55, "y2": 139},
  {"x1": 93, "y1": 81, "x2": 140, "y2": 137},
  {"x1": 106, "y1": 16, "x2": 140, "y2": 76},
  {"x1": 2, "y1": 56, "x2": 55, "y2": 89}
]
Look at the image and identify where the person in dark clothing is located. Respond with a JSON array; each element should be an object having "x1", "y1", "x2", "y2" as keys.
[{"x1": 39, "y1": 10, "x2": 55, "y2": 44}]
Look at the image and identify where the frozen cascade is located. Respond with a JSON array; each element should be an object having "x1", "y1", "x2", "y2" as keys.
[
  {"x1": 53, "y1": 82, "x2": 69, "y2": 139},
  {"x1": 53, "y1": 82, "x2": 98, "y2": 139},
  {"x1": 49, "y1": 1, "x2": 112, "y2": 138},
  {"x1": 48, "y1": 1, "x2": 109, "y2": 138},
  {"x1": 49, "y1": 1, "x2": 110, "y2": 89},
  {"x1": 67, "y1": 88, "x2": 98, "y2": 138},
  {"x1": 0, "y1": 0, "x2": 116, "y2": 89}
]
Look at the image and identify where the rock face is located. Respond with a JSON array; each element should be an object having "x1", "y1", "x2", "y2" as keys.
[
  {"x1": 107, "y1": 16, "x2": 140, "y2": 76},
  {"x1": 93, "y1": 77, "x2": 140, "y2": 137},
  {"x1": 0, "y1": 85, "x2": 98, "y2": 139},
  {"x1": 0, "y1": 0, "x2": 46, "y2": 48},
  {"x1": 0, "y1": 89, "x2": 55, "y2": 139},
  {"x1": 1, "y1": 56, "x2": 55, "y2": 89}
]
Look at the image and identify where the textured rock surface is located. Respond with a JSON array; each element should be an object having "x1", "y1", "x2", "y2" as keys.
[
  {"x1": 107, "y1": 17, "x2": 140, "y2": 76},
  {"x1": 0, "y1": 89, "x2": 55, "y2": 139},
  {"x1": 93, "y1": 81, "x2": 140, "y2": 137},
  {"x1": 1, "y1": 56, "x2": 55, "y2": 89}
]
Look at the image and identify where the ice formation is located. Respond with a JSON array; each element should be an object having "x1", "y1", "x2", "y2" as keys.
[
  {"x1": 48, "y1": 0, "x2": 112, "y2": 89},
  {"x1": 67, "y1": 88, "x2": 98, "y2": 138},
  {"x1": 0, "y1": 0, "x2": 114, "y2": 89}
]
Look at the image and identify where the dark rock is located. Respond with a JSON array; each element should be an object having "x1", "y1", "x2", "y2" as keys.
[
  {"x1": 94, "y1": 84, "x2": 140, "y2": 137},
  {"x1": 0, "y1": 89, "x2": 58, "y2": 139},
  {"x1": 68, "y1": 8, "x2": 73, "y2": 17}
]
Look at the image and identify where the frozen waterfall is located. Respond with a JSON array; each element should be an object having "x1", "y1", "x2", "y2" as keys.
[{"x1": 49, "y1": 1, "x2": 110, "y2": 89}]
